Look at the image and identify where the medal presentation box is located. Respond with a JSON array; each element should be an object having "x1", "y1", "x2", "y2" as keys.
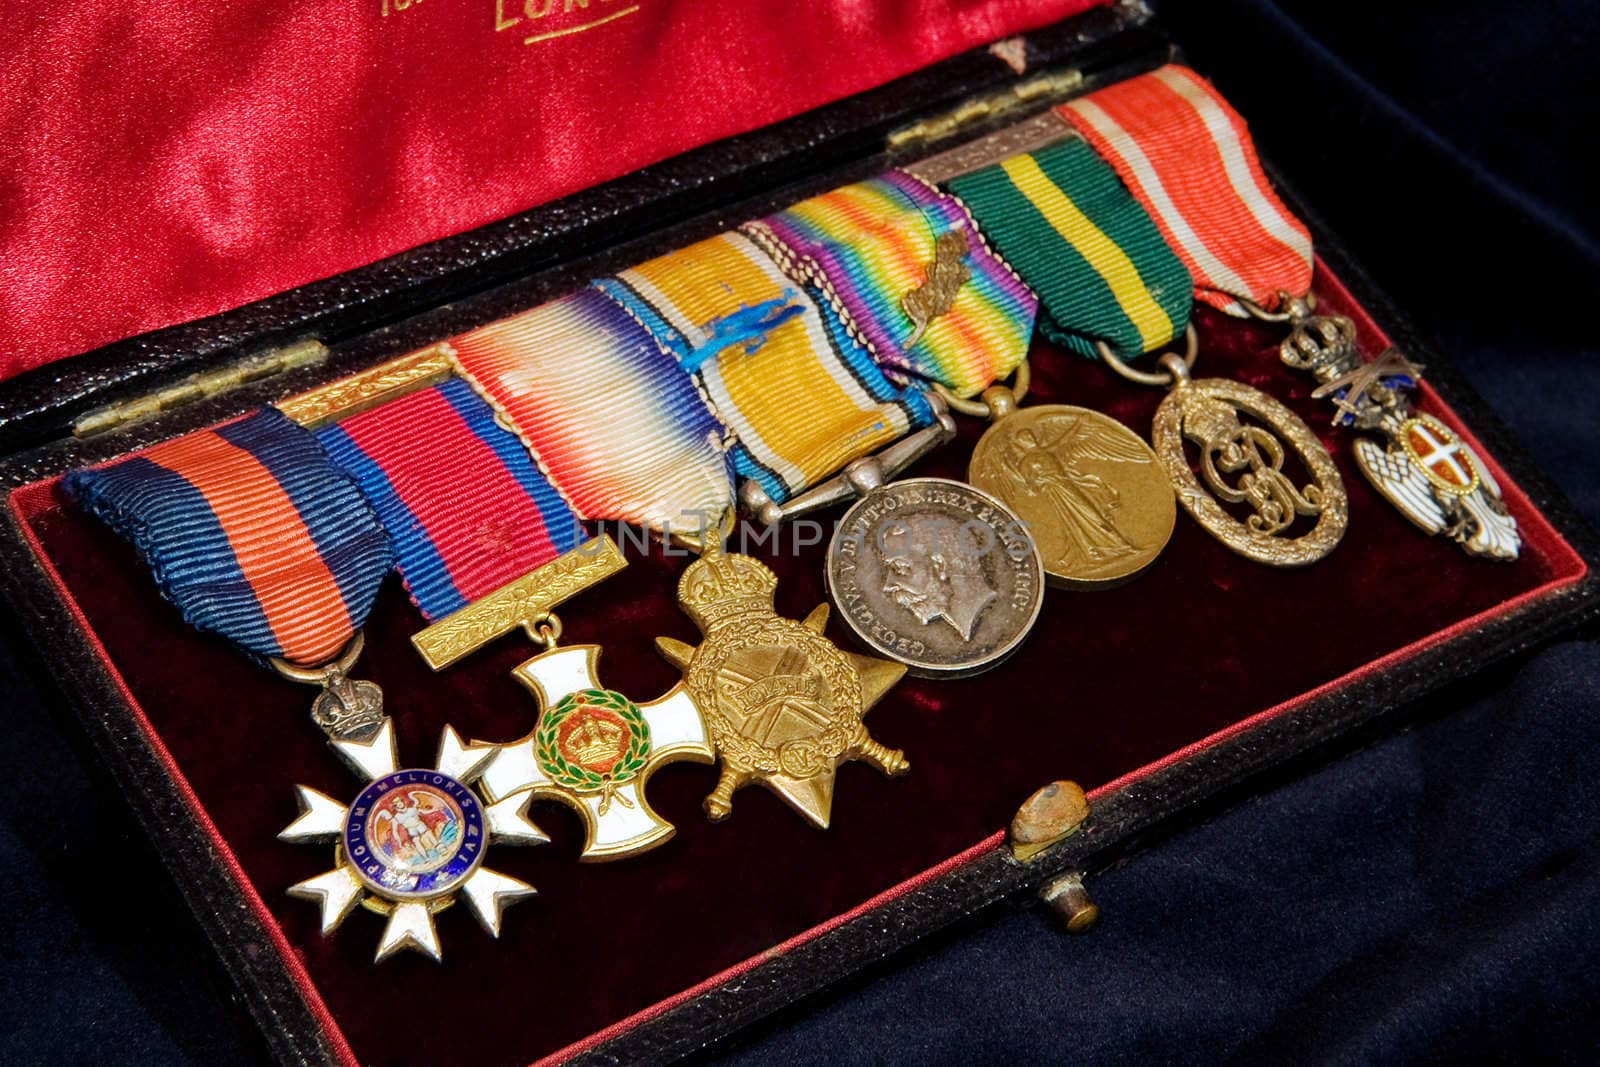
[{"x1": 2, "y1": 3, "x2": 1597, "y2": 1065}]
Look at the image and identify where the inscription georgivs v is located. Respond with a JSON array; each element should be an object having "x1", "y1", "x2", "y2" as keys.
[{"x1": 827, "y1": 479, "x2": 1044, "y2": 678}]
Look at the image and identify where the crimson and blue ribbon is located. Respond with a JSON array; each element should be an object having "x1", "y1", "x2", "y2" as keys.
[{"x1": 316, "y1": 377, "x2": 582, "y2": 621}]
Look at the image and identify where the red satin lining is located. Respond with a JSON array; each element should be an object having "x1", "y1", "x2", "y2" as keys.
[{"x1": 0, "y1": 0, "x2": 1104, "y2": 378}]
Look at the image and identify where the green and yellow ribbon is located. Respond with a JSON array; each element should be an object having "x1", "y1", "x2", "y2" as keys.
[{"x1": 945, "y1": 137, "x2": 1193, "y2": 362}]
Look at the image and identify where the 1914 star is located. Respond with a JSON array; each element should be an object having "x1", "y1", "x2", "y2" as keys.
[{"x1": 280, "y1": 718, "x2": 545, "y2": 962}]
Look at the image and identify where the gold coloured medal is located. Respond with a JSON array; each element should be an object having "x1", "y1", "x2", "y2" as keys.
[
  {"x1": 955, "y1": 364, "x2": 1175, "y2": 588},
  {"x1": 657, "y1": 539, "x2": 908, "y2": 828},
  {"x1": 1104, "y1": 331, "x2": 1349, "y2": 567}
]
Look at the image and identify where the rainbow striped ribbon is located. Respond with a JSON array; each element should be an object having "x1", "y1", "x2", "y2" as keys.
[
  {"x1": 597, "y1": 231, "x2": 934, "y2": 505},
  {"x1": 64, "y1": 408, "x2": 392, "y2": 668},
  {"x1": 316, "y1": 377, "x2": 581, "y2": 622},
  {"x1": 448, "y1": 287, "x2": 734, "y2": 532},
  {"x1": 1058, "y1": 64, "x2": 1313, "y2": 316},
  {"x1": 754, "y1": 171, "x2": 1037, "y2": 398},
  {"x1": 944, "y1": 137, "x2": 1193, "y2": 362}
]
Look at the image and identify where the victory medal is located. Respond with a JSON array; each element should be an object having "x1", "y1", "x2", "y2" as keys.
[{"x1": 959, "y1": 366, "x2": 1175, "y2": 588}]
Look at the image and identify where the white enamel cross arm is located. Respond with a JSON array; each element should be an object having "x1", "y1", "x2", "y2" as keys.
[
  {"x1": 478, "y1": 644, "x2": 714, "y2": 861},
  {"x1": 281, "y1": 721, "x2": 542, "y2": 961}
]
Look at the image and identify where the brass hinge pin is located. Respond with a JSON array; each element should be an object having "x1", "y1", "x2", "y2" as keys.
[{"x1": 72, "y1": 338, "x2": 328, "y2": 439}]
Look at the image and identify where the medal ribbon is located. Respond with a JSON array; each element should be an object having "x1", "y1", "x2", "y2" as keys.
[
  {"x1": 449, "y1": 287, "x2": 733, "y2": 532},
  {"x1": 64, "y1": 408, "x2": 392, "y2": 667},
  {"x1": 943, "y1": 137, "x2": 1192, "y2": 362},
  {"x1": 597, "y1": 231, "x2": 934, "y2": 506},
  {"x1": 316, "y1": 377, "x2": 581, "y2": 621},
  {"x1": 754, "y1": 170, "x2": 1038, "y2": 398},
  {"x1": 1057, "y1": 64, "x2": 1313, "y2": 316}
]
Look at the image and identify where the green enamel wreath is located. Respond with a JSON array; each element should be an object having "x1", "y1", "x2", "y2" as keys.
[{"x1": 534, "y1": 688, "x2": 651, "y2": 793}]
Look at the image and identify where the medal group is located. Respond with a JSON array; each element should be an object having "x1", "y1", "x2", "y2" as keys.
[{"x1": 64, "y1": 65, "x2": 1520, "y2": 963}]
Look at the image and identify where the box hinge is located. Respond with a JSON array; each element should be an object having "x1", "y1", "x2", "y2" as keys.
[
  {"x1": 886, "y1": 66, "x2": 1084, "y2": 156},
  {"x1": 72, "y1": 338, "x2": 329, "y2": 439}
]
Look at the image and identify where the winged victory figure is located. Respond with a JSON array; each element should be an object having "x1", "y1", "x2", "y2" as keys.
[{"x1": 1001, "y1": 413, "x2": 1155, "y2": 567}]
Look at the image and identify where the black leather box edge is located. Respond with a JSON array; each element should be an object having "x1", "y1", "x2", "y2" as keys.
[{"x1": 2, "y1": 6, "x2": 1597, "y2": 1064}]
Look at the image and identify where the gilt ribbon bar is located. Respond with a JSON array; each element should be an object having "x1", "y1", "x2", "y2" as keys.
[
  {"x1": 1058, "y1": 64, "x2": 1314, "y2": 315},
  {"x1": 597, "y1": 231, "x2": 933, "y2": 506},
  {"x1": 316, "y1": 377, "x2": 581, "y2": 622},
  {"x1": 754, "y1": 171, "x2": 1037, "y2": 398},
  {"x1": 944, "y1": 137, "x2": 1192, "y2": 361},
  {"x1": 64, "y1": 408, "x2": 392, "y2": 667}
]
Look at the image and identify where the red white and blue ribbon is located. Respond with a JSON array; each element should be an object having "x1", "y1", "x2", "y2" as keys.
[
  {"x1": 316, "y1": 377, "x2": 582, "y2": 622},
  {"x1": 448, "y1": 287, "x2": 734, "y2": 532},
  {"x1": 64, "y1": 408, "x2": 392, "y2": 668}
]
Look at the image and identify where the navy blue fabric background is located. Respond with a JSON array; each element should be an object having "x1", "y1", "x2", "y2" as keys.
[{"x1": 3, "y1": 1, "x2": 1597, "y2": 1062}]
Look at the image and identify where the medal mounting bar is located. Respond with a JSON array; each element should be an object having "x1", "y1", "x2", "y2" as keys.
[
  {"x1": 737, "y1": 392, "x2": 960, "y2": 525},
  {"x1": 411, "y1": 535, "x2": 628, "y2": 671},
  {"x1": 276, "y1": 344, "x2": 455, "y2": 430}
]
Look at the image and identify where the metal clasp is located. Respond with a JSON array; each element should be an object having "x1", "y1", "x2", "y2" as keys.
[{"x1": 737, "y1": 392, "x2": 959, "y2": 525}]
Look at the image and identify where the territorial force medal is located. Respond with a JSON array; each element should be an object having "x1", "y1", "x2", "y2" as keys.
[
  {"x1": 956, "y1": 363, "x2": 1175, "y2": 588},
  {"x1": 657, "y1": 540, "x2": 908, "y2": 827},
  {"x1": 411, "y1": 535, "x2": 717, "y2": 860},
  {"x1": 1273, "y1": 298, "x2": 1519, "y2": 560},
  {"x1": 280, "y1": 718, "x2": 545, "y2": 961}
]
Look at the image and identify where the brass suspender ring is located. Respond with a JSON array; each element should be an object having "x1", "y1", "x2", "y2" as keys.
[
  {"x1": 1236, "y1": 289, "x2": 1316, "y2": 324},
  {"x1": 270, "y1": 629, "x2": 366, "y2": 686},
  {"x1": 933, "y1": 360, "x2": 1031, "y2": 419},
  {"x1": 1097, "y1": 324, "x2": 1199, "y2": 388}
]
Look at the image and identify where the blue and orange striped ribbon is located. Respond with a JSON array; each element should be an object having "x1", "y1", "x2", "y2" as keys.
[
  {"x1": 64, "y1": 408, "x2": 392, "y2": 668},
  {"x1": 316, "y1": 377, "x2": 582, "y2": 622}
]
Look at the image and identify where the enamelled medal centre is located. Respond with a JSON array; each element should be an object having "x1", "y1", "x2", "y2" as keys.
[{"x1": 281, "y1": 720, "x2": 544, "y2": 962}]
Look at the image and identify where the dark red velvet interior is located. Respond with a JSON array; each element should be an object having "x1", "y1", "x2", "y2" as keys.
[{"x1": 9, "y1": 267, "x2": 1586, "y2": 1067}]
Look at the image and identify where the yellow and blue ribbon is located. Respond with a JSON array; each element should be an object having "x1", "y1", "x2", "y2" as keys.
[{"x1": 597, "y1": 231, "x2": 933, "y2": 505}]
